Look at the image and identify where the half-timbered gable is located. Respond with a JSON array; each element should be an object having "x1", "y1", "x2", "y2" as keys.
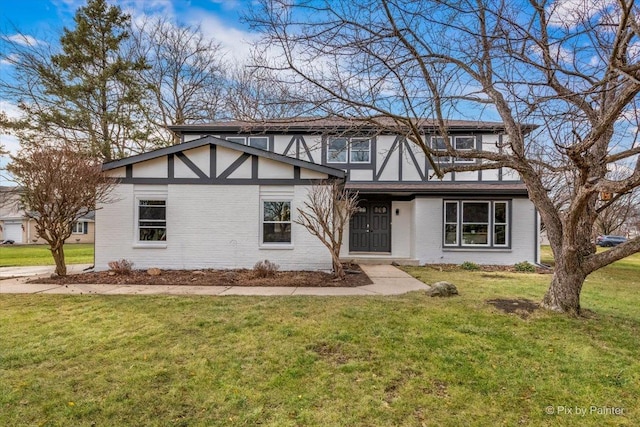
[{"x1": 96, "y1": 118, "x2": 539, "y2": 272}]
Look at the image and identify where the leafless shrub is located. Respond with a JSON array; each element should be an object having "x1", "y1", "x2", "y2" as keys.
[
  {"x1": 108, "y1": 259, "x2": 134, "y2": 275},
  {"x1": 253, "y1": 259, "x2": 280, "y2": 278}
]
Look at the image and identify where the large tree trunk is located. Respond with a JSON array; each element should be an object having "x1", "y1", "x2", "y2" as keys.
[
  {"x1": 50, "y1": 244, "x2": 67, "y2": 277},
  {"x1": 541, "y1": 264, "x2": 586, "y2": 316}
]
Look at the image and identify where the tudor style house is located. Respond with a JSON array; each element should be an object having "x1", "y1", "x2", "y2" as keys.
[{"x1": 95, "y1": 118, "x2": 539, "y2": 271}]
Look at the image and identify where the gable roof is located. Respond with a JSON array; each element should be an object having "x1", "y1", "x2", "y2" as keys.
[
  {"x1": 169, "y1": 116, "x2": 536, "y2": 134},
  {"x1": 101, "y1": 135, "x2": 346, "y2": 179}
]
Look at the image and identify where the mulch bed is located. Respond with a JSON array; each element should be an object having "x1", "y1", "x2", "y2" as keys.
[{"x1": 31, "y1": 264, "x2": 372, "y2": 288}]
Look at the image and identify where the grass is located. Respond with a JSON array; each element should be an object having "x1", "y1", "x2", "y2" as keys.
[
  {"x1": 0, "y1": 244, "x2": 94, "y2": 267},
  {"x1": 0, "y1": 249, "x2": 639, "y2": 426}
]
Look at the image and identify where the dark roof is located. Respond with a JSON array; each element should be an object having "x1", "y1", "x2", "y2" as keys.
[
  {"x1": 346, "y1": 182, "x2": 528, "y2": 195},
  {"x1": 169, "y1": 116, "x2": 536, "y2": 134},
  {"x1": 101, "y1": 135, "x2": 346, "y2": 179}
]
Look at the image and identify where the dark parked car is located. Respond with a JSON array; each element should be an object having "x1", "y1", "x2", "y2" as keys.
[{"x1": 596, "y1": 235, "x2": 627, "y2": 247}]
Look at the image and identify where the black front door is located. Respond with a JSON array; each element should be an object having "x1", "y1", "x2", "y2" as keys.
[{"x1": 349, "y1": 201, "x2": 391, "y2": 252}]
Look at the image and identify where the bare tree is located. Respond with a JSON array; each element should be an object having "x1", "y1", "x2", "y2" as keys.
[
  {"x1": 251, "y1": 0, "x2": 640, "y2": 315},
  {"x1": 132, "y1": 17, "x2": 227, "y2": 144},
  {"x1": 296, "y1": 181, "x2": 359, "y2": 279},
  {"x1": 7, "y1": 147, "x2": 115, "y2": 276},
  {"x1": 225, "y1": 58, "x2": 313, "y2": 121}
]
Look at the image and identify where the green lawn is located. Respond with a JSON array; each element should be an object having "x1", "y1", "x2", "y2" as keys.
[
  {"x1": 0, "y1": 244, "x2": 94, "y2": 267},
  {"x1": 1, "y1": 251, "x2": 639, "y2": 425}
]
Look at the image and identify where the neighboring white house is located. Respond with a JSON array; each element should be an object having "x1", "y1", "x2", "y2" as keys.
[
  {"x1": 0, "y1": 187, "x2": 95, "y2": 245},
  {"x1": 95, "y1": 118, "x2": 540, "y2": 271}
]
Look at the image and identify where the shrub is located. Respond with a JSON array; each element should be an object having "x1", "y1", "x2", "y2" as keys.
[
  {"x1": 108, "y1": 259, "x2": 134, "y2": 275},
  {"x1": 253, "y1": 259, "x2": 280, "y2": 278},
  {"x1": 514, "y1": 261, "x2": 536, "y2": 273},
  {"x1": 460, "y1": 261, "x2": 480, "y2": 271}
]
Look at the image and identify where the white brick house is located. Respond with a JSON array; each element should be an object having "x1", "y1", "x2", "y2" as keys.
[{"x1": 95, "y1": 118, "x2": 540, "y2": 271}]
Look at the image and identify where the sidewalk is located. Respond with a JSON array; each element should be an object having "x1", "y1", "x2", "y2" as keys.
[{"x1": 0, "y1": 264, "x2": 429, "y2": 296}]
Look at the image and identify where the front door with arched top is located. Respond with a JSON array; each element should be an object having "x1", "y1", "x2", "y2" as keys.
[{"x1": 349, "y1": 201, "x2": 391, "y2": 252}]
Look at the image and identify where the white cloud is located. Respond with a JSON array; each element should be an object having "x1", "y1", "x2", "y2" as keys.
[
  {"x1": 546, "y1": 0, "x2": 616, "y2": 28},
  {"x1": 2, "y1": 34, "x2": 42, "y2": 47},
  {"x1": 184, "y1": 10, "x2": 259, "y2": 62}
]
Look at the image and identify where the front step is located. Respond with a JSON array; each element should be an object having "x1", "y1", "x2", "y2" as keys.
[{"x1": 341, "y1": 256, "x2": 420, "y2": 266}]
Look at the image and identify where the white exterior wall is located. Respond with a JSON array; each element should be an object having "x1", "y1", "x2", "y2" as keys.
[
  {"x1": 413, "y1": 197, "x2": 537, "y2": 265},
  {"x1": 95, "y1": 184, "x2": 333, "y2": 271}
]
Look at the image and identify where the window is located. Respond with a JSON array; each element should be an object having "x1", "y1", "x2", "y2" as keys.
[
  {"x1": 226, "y1": 136, "x2": 245, "y2": 145},
  {"x1": 71, "y1": 222, "x2": 86, "y2": 234},
  {"x1": 443, "y1": 201, "x2": 509, "y2": 248},
  {"x1": 444, "y1": 202, "x2": 458, "y2": 245},
  {"x1": 249, "y1": 136, "x2": 269, "y2": 150},
  {"x1": 262, "y1": 201, "x2": 291, "y2": 244},
  {"x1": 226, "y1": 136, "x2": 269, "y2": 150},
  {"x1": 493, "y1": 202, "x2": 508, "y2": 246},
  {"x1": 350, "y1": 138, "x2": 370, "y2": 163},
  {"x1": 431, "y1": 136, "x2": 451, "y2": 164},
  {"x1": 138, "y1": 200, "x2": 166, "y2": 242},
  {"x1": 327, "y1": 137, "x2": 371, "y2": 164},
  {"x1": 462, "y1": 202, "x2": 490, "y2": 246},
  {"x1": 454, "y1": 136, "x2": 475, "y2": 163},
  {"x1": 328, "y1": 138, "x2": 348, "y2": 163},
  {"x1": 430, "y1": 136, "x2": 476, "y2": 164}
]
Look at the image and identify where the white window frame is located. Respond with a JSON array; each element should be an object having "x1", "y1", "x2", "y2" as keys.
[
  {"x1": 226, "y1": 136, "x2": 270, "y2": 150},
  {"x1": 327, "y1": 137, "x2": 348, "y2": 163},
  {"x1": 443, "y1": 201, "x2": 459, "y2": 246},
  {"x1": 443, "y1": 200, "x2": 510, "y2": 248},
  {"x1": 327, "y1": 137, "x2": 372, "y2": 164},
  {"x1": 453, "y1": 136, "x2": 476, "y2": 164},
  {"x1": 461, "y1": 201, "x2": 491, "y2": 247},
  {"x1": 430, "y1": 136, "x2": 452, "y2": 164},
  {"x1": 349, "y1": 138, "x2": 371, "y2": 163},
  {"x1": 134, "y1": 195, "x2": 168, "y2": 248},
  {"x1": 260, "y1": 198, "x2": 293, "y2": 248},
  {"x1": 248, "y1": 136, "x2": 269, "y2": 150},
  {"x1": 226, "y1": 136, "x2": 246, "y2": 145},
  {"x1": 71, "y1": 221, "x2": 85, "y2": 234},
  {"x1": 493, "y1": 201, "x2": 509, "y2": 247}
]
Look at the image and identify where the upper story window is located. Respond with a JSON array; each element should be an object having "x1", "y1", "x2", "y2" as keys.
[
  {"x1": 226, "y1": 136, "x2": 269, "y2": 150},
  {"x1": 430, "y1": 136, "x2": 476, "y2": 164},
  {"x1": 327, "y1": 137, "x2": 371, "y2": 164}
]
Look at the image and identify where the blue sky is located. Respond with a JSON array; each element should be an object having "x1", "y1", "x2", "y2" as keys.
[{"x1": 1, "y1": 0, "x2": 258, "y2": 182}]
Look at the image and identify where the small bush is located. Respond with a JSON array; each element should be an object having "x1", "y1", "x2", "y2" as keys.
[
  {"x1": 108, "y1": 259, "x2": 134, "y2": 275},
  {"x1": 460, "y1": 261, "x2": 480, "y2": 271},
  {"x1": 253, "y1": 259, "x2": 280, "y2": 278},
  {"x1": 514, "y1": 261, "x2": 536, "y2": 273}
]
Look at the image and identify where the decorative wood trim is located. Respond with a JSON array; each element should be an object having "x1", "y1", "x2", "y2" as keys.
[
  {"x1": 374, "y1": 136, "x2": 401, "y2": 181},
  {"x1": 117, "y1": 177, "x2": 331, "y2": 185},
  {"x1": 168, "y1": 154, "x2": 175, "y2": 178},
  {"x1": 252, "y1": 155, "x2": 259, "y2": 179},
  {"x1": 403, "y1": 139, "x2": 426, "y2": 181},
  {"x1": 218, "y1": 153, "x2": 251, "y2": 179},
  {"x1": 176, "y1": 152, "x2": 208, "y2": 179},
  {"x1": 210, "y1": 144, "x2": 217, "y2": 179}
]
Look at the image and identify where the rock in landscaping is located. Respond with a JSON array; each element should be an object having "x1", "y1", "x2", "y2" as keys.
[
  {"x1": 147, "y1": 268, "x2": 162, "y2": 276},
  {"x1": 426, "y1": 281, "x2": 459, "y2": 297}
]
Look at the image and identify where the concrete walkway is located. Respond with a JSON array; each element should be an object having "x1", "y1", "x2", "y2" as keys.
[{"x1": 0, "y1": 264, "x2": 428, "y2": 296}]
